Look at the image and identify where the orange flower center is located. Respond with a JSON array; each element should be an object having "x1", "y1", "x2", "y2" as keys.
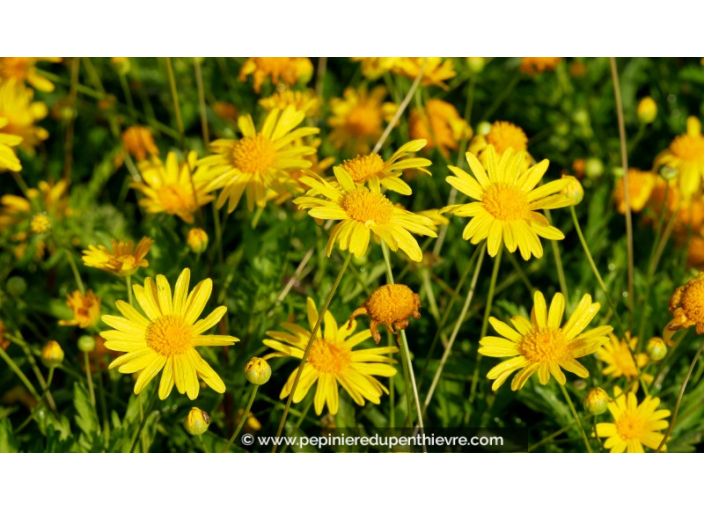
[
  {"x1": 519, "y1": 328, "x2": 568, "y2": 364},
  {"x1": 615, "y1": 412, "x2": 645, "y2": 441},
  {"x1": 670, "y1": 134, "x2": 704, "y2": 163},
  {"x1": 146, "y1": 315, "x2": 193, "y2": 357},
  {"x1": 157, "y1": 184, "x2": 194, "y2": 214},
  {"x1": 680, "y1": 279, "x2": 704, "y2": 326},
  {"x1": 487, "y1": 122, "x2": 528, "y2": 153},
  {"x1": 341, "y1": 188, "x2": 394, "y2": 225},
  {"x1": 482, "y1": 183, "x2": 529, "y2": 221},
  {"x1": 308, "y1": 338, "x2": 351, "y2": 374},
  {"x1": 232, "y1": 134, "x2": 276, "y2": 175},
  {"x1": 366, "y1": 284, "x2": 419, "y2": 324},
  {"x1": 340, "y1": 154, "x2": 385, "y2": 183},
  {"x1": 346, "y1": 105, "x2": 381, "y2": 137}
]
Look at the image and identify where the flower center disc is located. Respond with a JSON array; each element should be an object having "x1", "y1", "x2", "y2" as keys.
[
  {"x1": 367, "y1": 284, "x2": 417, "y2": 323},
  {"x1": 308, "y1": 338, "x2": 351, "y2": 374},
  {"x1": 519, "y1": 328, "x2": 567, "y2": 364},
  {"x1": 232, "y1": 134, "x2": 276, "y2": 175},
  {"x1": 341, "y1": 154, "x2": 385, "y2": 183},
  {"x1": 487, "y1": 123, "x2": 528, "y2": 153},
  {"x1": 680, "y1": 280, "x2": 704, "y2": 325},
  {"x1": 157, "y1": 185, "x2": 193, "y2": 214},
  {"x1": 146, "y1": 315, "x2": 193, "y2": 356},
  {"x1": 483, "y1": 183, "x2": 529, "y2": 221},
  {"x1": 615, "y1": 413, "x2": 645, "y2": 441},
  {"x1": 341, "y1": 188, "x2": 394, "y2": 225}
]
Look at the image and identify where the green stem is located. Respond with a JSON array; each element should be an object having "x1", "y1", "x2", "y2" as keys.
[
  {"x1": 526, "y1": 423, "x2": 574, "y2": 453},
  {"x1": 164, "y1": 57, "x2": 186, "y2": 152},
  {"x1": 130, "y1": 386, "x2": 158, "y2": 453},
  {"x1": 0, "y1": 348, "x2": 41, "y2": 403},
  {"x1": 222, "y1": 385, "x2": 259, "y2": 453},
  {"x1": 271, "y1": 252, "x2": 352, "y2": 452},
  {"x1": 193, "y1": 58, "x2": 210, "y2": 147},
  {"x1": 126, "y1": 275, "x2": 133, "y2": 306},
  {"x1": 65, "y1": 249, "x2": 85, "y2": 294},
  {"x1": 280, "y1": 397, "x2": 314, "y2": 453},
  {"x1": 84, "y1": 351, "x2": 96, "y2": 407},
  {"x1": 559, "y1": 383, "x2": 592, "y2": 453}
]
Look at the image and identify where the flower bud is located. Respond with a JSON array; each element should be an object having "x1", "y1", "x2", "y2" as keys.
[
  {"x1": 6, "y1": 276, "x2": 27, "y2": 297},
  {"x1": 111, "y1": 57, "x2": 131, "y2": 75},
  {"x1": 637, "y1": 97, "x2": 657, "y2": 124},
  {"x1": 584, "y1": 387, "x2": 609, "y2": 416},
  {"x1": 78, "y1": 335, "x2": 96, "y2": 353},
  {"x1": 466, "y1": 57, "x2": 485, "y2": 74},
  {"x1": 41, "y1": 341, "x2": 64, "y2": 368},
  {"x1": 585, "y1": 158, "x2": 604, "y2": 179},
  {"x1": 560, "y1": 176, "x2": 584, "y2": 205},
  {"x1": 646, "y1": 337, "x2": 667, "y2": 361},
  {"x1": 476, "y1": 121, "x2": 492, "y2": 136},
  {"x1": 245, "y1": 357, "x2": 271, "y2": 385},
  {"x1": 187, "y1": 228, "x2": 209, "y2": 254},
  {"x1": 660, "y1": 165, "x2": 678, "y2": 181},
  {"x1": 183, "y1": 407, "x2": 211, "y2": 436}
]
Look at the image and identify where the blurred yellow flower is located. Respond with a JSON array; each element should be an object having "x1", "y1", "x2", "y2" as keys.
[
  {"x1": 59, "y1": 290, "x2": 101, "y2": 329},
  {"x1": 132, "y1": 151, "x2": 213, "y2": 223},
  {"x1": 613, "y1": 169, "x2": 655, "y2": 214},
  {"x1": 351, "y1": 57, "x2": 400, "y2": 79},
  {"x1": 239, "y1": 57, "x2": 313, "y2": 93},
  {"x1": 596, "y1": 333, "x2": 651, "y2": 384},
  {"x1": 443, "y1": 146, "x2": 572, "y2": 259},
  {"x1": 197, "y1": 106, "x2": 319, "y2": 212},
  {"x1": 394, "y1": 57, "x2": 456, "y2": 89},
  {"x1": 667, "y1": 272, "x2": 704, "y2": 334},
  {"x1": 259, "y1": 89, "x2": 320, "y2": 118},
  {"x1": 520, "y1": 57, "x2": 562, "y2": 75},
  {"x1": 0, "y1": 79, "x2": 48, "y2": 152},
  {"x1": 102, "y1": 268, "x2": 239, "y2": 399},
  {"x1": 29, "y1": 213, "x2": 50, "y2": 234},
  {"x1": 82, "y1": 237, "x2": 153, "y2": 277},
  {"x1": 654, "y1": 117, "x2": 704, "y2": 201},
  {"x1": 121, "y1": 126, "x2": 158, "y2": 161},
  {"x1": 0, "y1": 118, "x2": 22, "y2": 172},
  {"x1": 479, "y1": 291, "x2": 612, "y2": 391},
  {"x1": 409, "y1": 99, "x2": 472, "y2": 157},
  {"x1": 264, "y1": 297, "x2": 398, "y2": 415},
  {"x1": 0, "y1": 57, "x2": 61, "y2": 92},
  {"x1": 469, "y1": 120, "x2": 530, "y2": 170},
  {"x1": 186, "y1": 227, "x2": 209, "y2": 254}
]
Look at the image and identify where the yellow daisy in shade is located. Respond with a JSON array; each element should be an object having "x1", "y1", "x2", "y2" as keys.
[
  {"x1": 336, "y1": 139, "x2": 431, "y2": 195},
  {"x1": 328, "y1": 86, "x2": 397, "y2": 154},
  {"x1": 121, "y1": 126, "x2": 159, "y2": 161},
  {"x1": 596, "y1": 387, "x2": 671, "y2": 453},
  {"x1": 259, "y1": 89, "x2": 320, "y2": 118},
  {"x1": 596, "y1": 333, "x2": 652, "y2": 384},
  {"x1": 409, "y1": 99, "x2": 472, "y2": 157},
  {"x1": 197, "y1": 106, "x2": 319, "y2": 212},
  {"x1": 132, "y1": 151, "x2": 213, "y2": 224},
  {"x1": 0, "y1": 79, "x2": 48, "y2": 152},
  {"x1": 443, "y1": 146, "x2": 572, "y2": 259},
  {"x1": 394, "y1": 57, "x2": 456, "y2": 89},
  {"x1": 520, "y1": 57, "x2": 562, "y2": 75},
  {"x1": 0, "y1": 57, "x2": 61, "y2": 92},
  {"x1": 351, "y1": 57, "x2": 401, "y2": 80},
  {"x1": 469, "y1": 120, "x2": 531, "y2": 170},
  {"x1": 0, "y1": 118, "x2": 22, "y2": 172},
  {"x1": 654, "y1": 117, "x2": 704, "y2": 201},
  {"x1": 479, "y1": 291, "x2": 612, "y2": 391},
  {"x1": 239, "y1": 57, "x2": 313, "y2": 93},
  {"x1": 667, "y1": 272, "x2": 704, "y2": 334},
  {"x1": 59, "y1": 290, "x2": 101, "y2": 329},
  {"x1": 294, "y1": 167, "x2": 437, "y2": 261},
  {"x1": 102, "y1": 268, "x2": 238, "y2": 399},
  {"x1": 264, "y1": 297, "x2": 398, "y2": 415},
  {"x1": 614, "y1": 169, "x2": 656, "y2": 214},
  {"x1": 82, "y1": 237, "x2": 153, "y2": 277}
]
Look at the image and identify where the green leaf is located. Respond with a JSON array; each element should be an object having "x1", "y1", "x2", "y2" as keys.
[{"x1": 0, "y1": 418, "x2": 18, "y2": 453}]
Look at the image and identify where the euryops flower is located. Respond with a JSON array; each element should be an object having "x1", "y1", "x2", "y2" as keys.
[
  {"x1": 394, "y1": 57, "x2": 456, "y2": 89},
  {"x1": 614, "y1": 169, "x2": 656, "y2": 214},
  {"x1": 519, "y1": 57, "x2": 562, "y2": 75},
  {"x1": 0, "y1": 118, "x2": 22, "y2": 172},
  {"x1": 259, "y1": 89, "x2": 320, "y2": 118},
  {"x1": 102, "y1": 268, "x2": 238, "y2": 399},
  {"x1": 667, "y1": 272, "x2": 704, "y2": 333},
  {"x1": 121, "y1": 126, "x2": 159, "y2": 161},
  {"x1": 59, "y1": 290, "x2": 101, "y2": 329},
  {"x1": 469, "y1": 120, "x2": 530, "y2": 170},
  {"x1": 294, "y1": 167, "x2": 437, "y2": 262},
  {"x1": 239, "y1": 57, "x2": 313, "y2": 93},
  {"x1": 197, "y1": 106, "x2": 319, "y2": 212},
  {"x1": 443, "y1": 146, "x2": 572, "y2": 259},
  {"x1": 0, "y1": 79, "x2": 48, "y2": 152},
  {"x1": 0, "y1": 57, "x2": 61, "y2": 92},
  {"x1": 596, "y1": 388, "x2": 670, "y2": 453},
  {"x1": 264, "y1": 297, "x2": 398, "y2": 415},
  {"x1": 654, "y1": 117, "x2": 704, "y2": 201},
  {"x1": 349, "y1": 284, "x2": 422, "y2": 343},
  {"x1": 82, "y1": 237, "x2": 153, "y2": 277},
  {"x1": 409, "y1": 99, "x2": 472, "y2": 156},
  {"x1": 479, "y1": 291, "x2": 612, "y2": 391},
  {"x1": 596, "y1": 333, "x2": 651, "y2": 384}
]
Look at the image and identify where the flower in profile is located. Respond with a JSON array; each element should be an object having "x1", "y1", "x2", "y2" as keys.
[
  {"x1": 654, "y1": 117, "x2": 704, "y2": 201},
  {"x1": 479, "y1": 291, "x2": 612, "y2": 391},
  {"x1": 102, "y1": 268, "x2": 239, "y2": 399},
  {"x1": 443, "y1": 146, "x2": 572, "y2": 259},
  {"x1": 560, "y1": 175, "x2": 584, "y2": 205},
  {"x1": 132, "y1": 151, "x2": 213, "y2": 223},
  {"x1": 469, "y1": 120, "x2": 530, "y2": 170},
  {"x1": 239, "y1": 57, "x2": 313, "y2": 93},
  {"x1": 596, "y1": 387, "x2": 670, "y2": 453},
  {"x1": 409, "y1": 99, "x2": 473, "y2": 157},
  {"x1": 259, "y1": 89, "x2": 321, "y2": 118},
  {"x1": 667, "y1": 272, "x2": 704, "y2": 333},
  {"x1": 596, "y1": 333, "x2": 652, "y2": 384},
  {"x1": 519, "y1": 57, "x2": 562, "y2": 75},
  {"x1": 336, "y1": 140, "x2": 431, "y2": 194},
  {"x1": 0, "y1": 57, "x2": 61, "y2": 92},
  {"x1": 613, "y1": 169, "x2": 655, "y2": 214},
  {"x1": 121, "y1": 126, "x2": 159, "y2": 161},
  {"x1": 637, "y1": 97, "x2": 657, "y2": 124},
  {"x1": 82, "y1": 237, "x2": 153, "y2": 277},
  {"x1": 264, "y1": 297, "x2": 398, "y2": 415},
  {"x1": 351, "y1": 57, "x2": 401, "y2": 79},
  {"x1": 197, "y1": 106, "x2": 319, "y2": 212},
  {"x1": 294, "y1": 167, "x2": 437, "y2": 261},
  {"x1": 328, "y1": 86, "x2": 397, "y2": 154},
  {"x1": 394, "y1": 57, "x2": 456, "y2": 89},
  {"x1": 0, "y1": 118, "x2": 22, "y2": 172},
  {"x1": 59, "y1": 290, "x2": 101, "y2": 329},
  {"x1": 349, "y1": 284, "x2": 422, "y2": 344},
  {"x1": 418, "y1": 208, "x2": 449, "y2": 227},
  {"x1": 0, "y1": 79, "x2": 48, "y2": 152}
]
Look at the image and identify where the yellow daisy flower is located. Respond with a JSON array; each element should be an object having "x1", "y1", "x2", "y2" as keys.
[
  {"x1": 667, "y1": 272, "x2": 704, "y2": 334},
  {"x1": 394, "y1": 57, "x2": 456, "y2": 89},
  {"x1": 479, "y1": 291, "x2": 612, "y2": 391},
  {"x1": 596, "y1": 388, "x2": 671, "y2": 453},
  {"x1": 264, "y1": 297, "x2": 398, "y2": 415},
  {"x1": 469, "y1": 120, "x2": 531, "y2": 170},
  {"x1": 239, "y1": 57, "x2": 313, "y2": 93},
  {"x1": 443, "y1": 146, "x2": 572, "y2": 259},
  {"x1": 351, "y1": 57, "x2": 401, "y2": 79},
  {"x1": 613, "y1": 169, "x2": 656, "y2": 215},
  {"x1": 0, "y1": 57, "x2": 61, "y2": 92},
  {"x1": 82, "y1": 237, "x2": 153, "y2": 277},
  {"x1": 409, "y1": 99, "x2": 472, "y2": 157},
  {"x1": 58, "y1": 290, "x2": 101, "y2": 329},
  {"x1": 102, "y1": 268, "x2": 238, "y2": 399},
  {"x1": 328, "y1": 86, "x2": 397, "y2": 154},
  {"x1": 197, "y1": 106, "x2": 319, "y2": 212},
  {"x1": 0, "y1": 118, "x2": 22, "y2": 172},
  {"x1": 654, "y1": 117, "x2": 704, "y2": 201},
  {"x1": 132, "y1": 151, "x2": 213, "y2": 224},
  {"x1": 520, "y1": 57, "x2": 562, "y2": 75},
  {"x1": 596, "y1": 333, "x2": 652, "y2": 384},
  {"x1": 294, "y1": 167, "x2": 437, "y2": 261},
  {"x1": 121, "y1": 126, "x2": 159, "y2": 161},
  {"x1": 259, "y1": 89, "x2": 320, "y2": 118},
  {"x1": 336, "y1": 139, "x2": 431, "y2": 195},
  {"x1": 0, "y1": 79, "x2": 48, "y2": 152}
]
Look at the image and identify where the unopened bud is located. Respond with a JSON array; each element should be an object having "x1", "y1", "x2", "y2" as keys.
[
  {"x1": 585, "y1": 158, "x2": 604, "y2": 179},
  {"x1": 637, "y1": 97, "x2": 657, "y2": 124},
  {"x1": 184, "y1": 407, "x2": 211, "y2": 435},
  {"x1": 41, "y1": 341, "x2": 64, "y2": 368},
  {"x1": 466, "y1": 57, "x2": 485, "y2": 74},
  {"x1": 560, "y1": 176, "x2": 584, "y2": 205},
  {"x1": 584, "y1": 387, "x2": 609, "y2": 416},
  {"x1": 245, "y1": 357, "x2": 271, "y2": 385},
  {"x1": 6, "y1": 276, "x2": 27, "y2": 297},
  {"x1": 187, "y1": 228, "x2": 209, "y2": 254},
  {"x1": 660, "y1": 166, "x2": 678, "y2": 181},
  {"x1": 78, "y1": 335, "x2": 96, "y2": 353},
  {"x1": 646, "y1": 337, "x2": 667, "y2": 361}
]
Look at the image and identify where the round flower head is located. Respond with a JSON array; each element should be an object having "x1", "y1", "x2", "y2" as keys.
[
  {"x1": 59, "y1": 290, "x2": 101, "y2": 329},
  {"x1": 596, "y1": 387, "x2": 671, "y2": 453},
  {"x1": 519, "y1": 57, "x2": 562, "y2": 75},
  {"x1": 409, "y1": 100, "x2": 472, "y2": 157},
  {"x1": 479, "y1": 291, "x2": 612, "y2": 391},
  {"x1": 41, "y1": 340, "x2": 64, "y2": 368},
  {"x1": 654, "y1": 117, "x2": 704, "y2": 201},
  {"x1": 264, "y1": 297, "x2": 398, "y2": 415},
  {"x1": 349, "y1": 284, "x2": 422, "y2": 344},
  {"x1": 584, "y1": 387, "x2": 609, "y2": 416},
  {"x1": 613, "y1": 169, "x2": 655, "y2": 215},
  {"x1": 0, "y1": 118, "x2": 22, "y2": 172},
  {"x1": 668, "y1": 272, "x2": 704, "y2": 333},
  {"x1": 637, "y1": 97, "x2": 657, "y2": 124},
  {"x1": 186, "y1": 227, "x2": 209, "y2": 254},
  {"x1": 82, "y1": 237, "x2": 153, "y2": 277},
  {"x1": 294, "y1": 167, "x2": 437, "y2": 262},
  {"x1": 239, "y1": 57, "x2": 313, "y2": 93},
  {"x1": 197, "y1": 106, "x2": 319, "y2": 213},
  {"x1": 443, "y1": 145, "x2": 572, "y2": 259},
  {"x1": 336, "y1": 140, "x2": 432, "y2": 195},
  {"x1": 245, "y1": 357, "x2": 272, "y2": 385},
  {"x1": 393, "y1": 57, "x2": 457, "y2": 89},
  {"x1": 596, "y1": 333, "x2": 652, "y2": 388},
  {"x1": 102, "y1": 268, "x2": 239, "y2": 400},
  {"x1": 30, "y1": 213, "x2": 50, "y2": 234},
  {"x1": 184, "y1": 407, "x2": 210, "y2": 436},
  {"x1": 469, "y1": 121, "x2": 531, "y2": 171},
  {"x1": 121, "y1": 126, "x2": 158, "y2": 161}
]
